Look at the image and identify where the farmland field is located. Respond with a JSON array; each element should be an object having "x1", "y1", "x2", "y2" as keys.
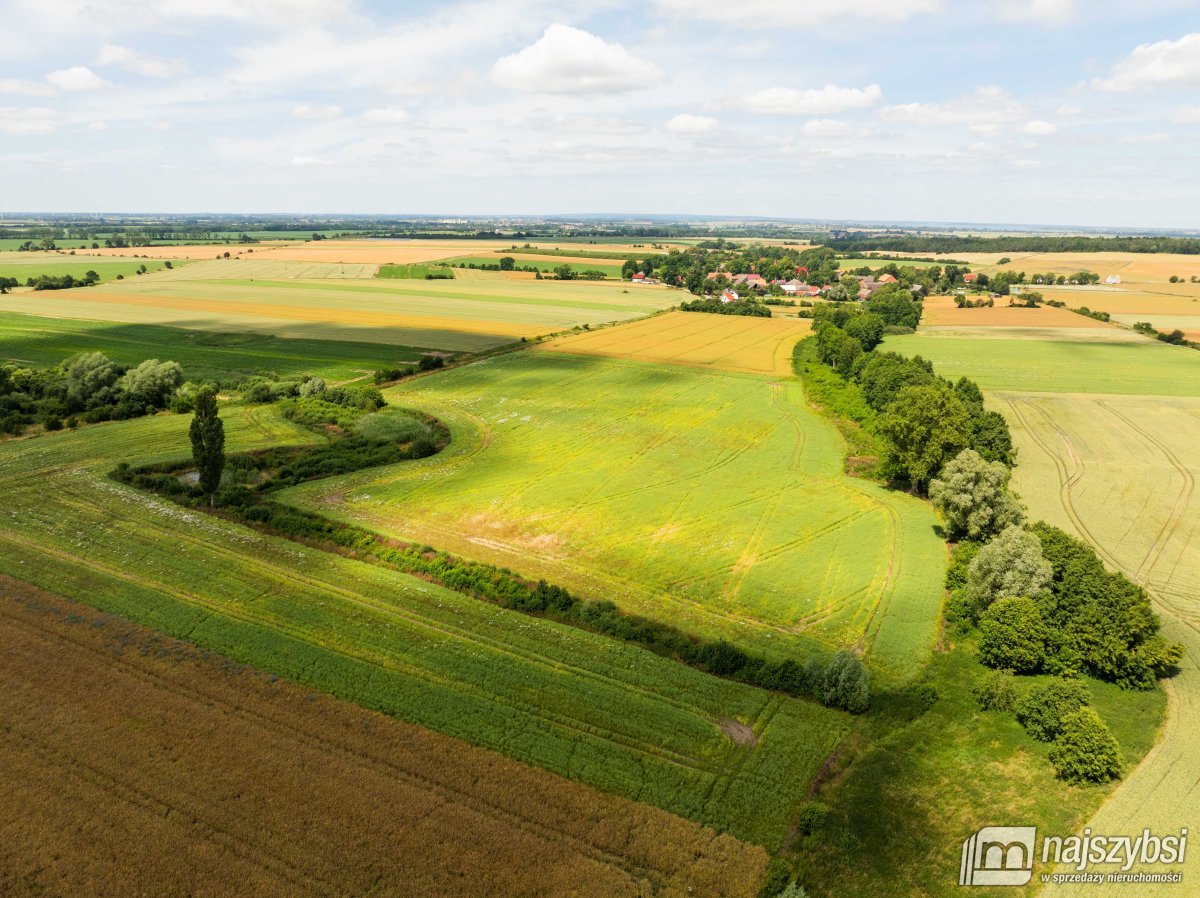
[
  {"x1": 278, "y1": 351, "x2": 947, "y2": 680},
  {"x1": 72, "y1": 243, "x2": 285, "y2": 259},
  {"x1": 0, "y1": 311, "x2": 432, "y2": 381},
  {"x1": 918, "y1": 294, "x2": 1121, "y2": 329},
  {"x1": 539, "y1": 310, "x2": 811, "y2": 376},
  {"x1": 0, "y1": 576, "x2": 768, "y2": 898},
  {"x1": 442, "y1": 255, "x2": 626, "y2": 278},
  {"x1": 913, "y1": 251, "x2": 1200, "y2": 284},
  {"x1": 149, "y1": 258, "x2": 379, "y2": 280},
  {"x1": 887, "y1": 332, "x2": 1200, "y2": 395},
  {"x1": 0, "y1": 253, "x2": 187, "y2": 284},
  {"x1": 0, "y1": 402, "x2": 851, "y2": 848},
  {"x1": 0, "y1": 271, "x2": 669, "y2": 351}
]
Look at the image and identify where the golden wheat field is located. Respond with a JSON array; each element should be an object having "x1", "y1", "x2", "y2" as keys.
[{"x1": 538, "y1": 310, "x2": 812, "y2": 376}]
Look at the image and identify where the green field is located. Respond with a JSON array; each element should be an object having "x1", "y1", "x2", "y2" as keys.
[
  {"x1": 837, "y1": 257, "x2": 942, "y2": 269},
  {"x1": 0, "y1": 403, "x2": 851, "y2": 848},
  {"x1": 377, "y1": 263, "x2": 455, "y2": 279},
  {"x1": 151, "y1": 258, "x2": 378, "y2": 280},
  {"x1": 277, "y1": 351, "x2": 947, "y2": 680},
  {"x1": 888, "y1": 332, "x2": 1200, "y2": 395},
  {"x1": 0, "y1": 270, "x2": 668, "y2": 351},
  {"x1": 442, "y1": 256, "x2": 626, "y2": 278},
  {"x1": 0, "y1": 254, "x2": 185, "y2": 283},
  {"x1": 0, "y1": 311, "x2": 433, "y2": 381}
]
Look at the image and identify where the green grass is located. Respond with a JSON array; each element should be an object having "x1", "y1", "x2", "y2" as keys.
[
  {"x1": 376, "y1": 263, "x2": 455, "y2": 280},
  {"x1": 277, "y1": 351, "x2": 947, "y2": 681},
  {"x1": 0, "y1": 311, "x2": 434, "y2": 382},
  {"x1": 888, "y1": 333, "x2": 1200, "y2": 395},
  {"x1": 798, "y1": 643, "x2": 1165, "y2": 897},
  {"x1": 442, "y1": 256, "x2": 625, "y2": 278},
  {"x1": 0, "y1": 256, "x2": 185, "y2": 283},
  {"x1": 837, "y1": 257, "x2": 942, "y2": 269},
  {"x1": 0, "y1": 404, "x2": 851, "y2": 848}
]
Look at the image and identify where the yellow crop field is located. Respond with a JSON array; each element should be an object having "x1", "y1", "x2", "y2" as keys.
[
  {"x1": 920, "y1": 294, "x2": 1119, "y2": 329},
  {"x1": 251, "y1": 239, "x2": 533, "y2": 265},
  {"x1": 539, "y1": 310, "x2": 812, "y2": 376},
  {"x1": 152, "y1": 258, "x2": 379, "y2": 280},
  {"x1": 73, "y1": 244, "x2": 288, "y2": 259},
  {"x1": 924, "y1": 251, "x2": 1200, "y2": 284}
]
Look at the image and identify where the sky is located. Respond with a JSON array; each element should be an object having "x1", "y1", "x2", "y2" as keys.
[{"x1": 1, "y1": 0, "x2": 1198, "y2": 228}]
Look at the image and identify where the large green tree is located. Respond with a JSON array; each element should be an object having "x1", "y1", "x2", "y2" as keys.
[
  {"x1": 875, "y1": 383, "x2": 970, "y2": 490},
  {"x1": 929, "y1": 448, "x2": 1024, "y2": 540},
  {"x1": 978, "y1": 597, "x2": 1047, "y2": 673},
  {"x1": 963, "y1": 525, "x2": 1052, "y2": 613},
  {"x1": 189, "y1": 386, "x2": 225, "y2": 507},
  {"x1": 1048, "y1": 708, "x2": 1123, "y2": 784}
]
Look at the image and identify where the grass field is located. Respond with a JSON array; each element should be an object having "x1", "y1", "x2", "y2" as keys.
[
  {"x1": 0, "y1": 273, "x2": 670, "y2": 351},
  {"x1": 0, "y1": 312, "x2": 434, "y2": 381},
  {"x1": 147, "y1": 258, "x2": 379, "y2": 280},
  {"x1": 838, "y1": 257, "x2": 942, "y2": 269},
  {"x1": 0, "y1": 402, "x2": 851, "y2": 848},
  {"x1": 539, "y1": 310, "x2": 811, "y2": 376},
  {"x1": 71, "y1": 244, "x2": 279, "y2": 259},
  {"x1": 278, "y1": 351, "x2": 947, "y2": 680},
  {"x1": 377, "y1": 263, "x2": 455, "y2": 279},
  {"x1": 0, "y1": 576, "x2": 768, "y2": 898},
  {"x1": 888, "y1": 332, "x2": 1200, "y2": 395},
  {"x1": 0, "y1": 254, "x2": 185, "y2": 284}
]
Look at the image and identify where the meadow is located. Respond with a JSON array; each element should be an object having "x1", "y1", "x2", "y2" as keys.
[
  {"x1": 0, "y1": 311, "x2": 428, "y2": 382},
  {"x1": 0, "y1": 403, "x2": 851, "y2": 849},
  {"x1": 0, "y1": 270, "x2": 668, "y2": 351},
  {"x1": 0, "y1": 254, "x2": 184, "y2": 283},
  {"x1": 151, "y1": 257, "x2": 379, "y2": 280},
  {"x1": 887, "y1": 332, "x2": 1200, "y2": 395},
  {"x1": 539, "y1": 310, "x2": 811, "y2": 376},
  {"x1": 278, "y1": 351, "x2": 947, "y2": 680},
  {"x1": 0, "y1": 576, "x2": 768, "y2": 898},
  {"x1": 441, "y1": 255, "x2": 627, "y2": 278}
]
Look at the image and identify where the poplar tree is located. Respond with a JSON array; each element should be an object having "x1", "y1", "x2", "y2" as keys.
[{"x1": 190, "y1": 386, "x2": 224, "y2": 507}]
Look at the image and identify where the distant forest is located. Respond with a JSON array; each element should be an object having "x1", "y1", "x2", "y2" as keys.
[{"x1": 827, "y1": 235, "x2": 1200, "y2": 255}]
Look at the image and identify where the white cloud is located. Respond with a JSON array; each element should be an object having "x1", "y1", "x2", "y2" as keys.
[
  {"x1": 1057, "y1": 104, "x2": 1082, "y2": 117},
  {"x1": 45, "y1": 66, "x2": 106, "y2": 92},
  {"x1": 666, "y1": 113, "x2": 718, "y2": 135},
  {"x1": 96, "y1": 43, "x2": 189, "y2": 78},
  {"x1": 801, "y1": 118, "x2": 859, "y2": 138},
  {"x1": 362, "y1": 106, "x2": 411, "y2": 126},
  {"x1": 1120, "y1": 132, "x2": 1170, "y2": 143},
  {"x1": 291, "y1": 155, "x2": 331, "y2": 166},
  {"x1": 880, "y1": 86, "x2": 1028, "y2": 135},
  {"x1": 991, "y1": 0, "x2": 1073, "y2": 25},
  {"x1": 0, "y1": 106, "x2": 57, "y2": 135},
  {"x1": 657, "y1": 0, "x2": 941, "y2": 26},
  {"x1": 1095, "y1": 34, "x2": 1200, "y2": 92},
  {"x1": 157, "y1": 0, "x2": 352, "y2": 22},
  {"x1": 293, "y1": 103, "x2": 343, "y2": 120},
  {"x1": 491, "y1": 24, "x2": 664, "y2": 94},
  {"x1": 1022, "y1": 119, "x2": 1058, "y2": 136},
  {"x1": 0, "y1": 78, "x2": 55, "y2": 96},
  {"x1": 744, "y1": 84, "x2": 883, "y2": 115},
  {"x1": 1172, "y1": 106, "x2": 1200, "y2": 123}
]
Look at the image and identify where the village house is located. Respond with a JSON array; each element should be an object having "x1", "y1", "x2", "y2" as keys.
[
  {"x1": 720, "y1": 289, "x2": 739, "y2": 303},
  {"x1": 962, "y1": 273, "x2": 980, "y2": 284}
]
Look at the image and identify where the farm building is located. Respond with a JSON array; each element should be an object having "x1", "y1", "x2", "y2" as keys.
[
  {"x1": 1106, "y1": 274, "x2": 1122, "y2": 285},
  {"x1": 720, "y1": 289, "x2": 739, "y2": 303}
]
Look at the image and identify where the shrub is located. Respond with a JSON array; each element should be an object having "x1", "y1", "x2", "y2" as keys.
[
  {"x1": 1049, "y1": 708, "x2": 1122, "y2": 784},
  {"x1": 978, "y1": 597, "x2": 1048, "y2": 673},
  {"x1": 1016, "y1": 678, "x2": 1089, "y2": 742},
  {"x1": 973, "y1": 670, "x2": 1018, "y2": 712},
  {"x1": 820, "y1": 650, "x2": 871, "y2": 713},
  {"x1": 930, "y1": 449, "x2": 1023, "y2": 541},
  {"x1": 795, "y1": 801, "x2": 830, "y2": 835}
]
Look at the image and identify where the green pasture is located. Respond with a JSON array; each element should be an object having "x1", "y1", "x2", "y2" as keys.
[
  {"x1": 837, "y1": 257, "x2": 941, "y2": 270},
  {"x1": 278, "y1": 351, "x2": 947, "y2": 680},
  {"x1": 377, "y1": 263, "x2": 455, "y2": 279},
  {"x1": 0, "y1": 254, "x2": 185, "y2": 283},
  {"x1": 888, "y1": 332, "x2": 1200, "y2": 395},
  {"x1": 0, "y1": 311, "x2": 431, "y2": 382},
  {"x1": 0, "y1": 404, "x2": 851, "y2": 848}
]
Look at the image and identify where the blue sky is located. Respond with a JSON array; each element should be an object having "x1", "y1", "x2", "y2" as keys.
[{"x1": 1, "y1": 0, "x2": 1198, "y2": 228}]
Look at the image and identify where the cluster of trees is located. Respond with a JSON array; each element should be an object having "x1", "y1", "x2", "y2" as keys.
[
  {"x1": 981, "y1": 269, "x2": 1099, "y2": 294},
  {"x1": 810, "y1": 290, "x2": 1013, "y2": 491},
  {"x1": 939, "y1": 462, "x2": 1184, "y2": 688},
  {"x1": 0, "y1": 351, "x2": 186, "y2": 435},
  {"x1": 679, "y1": 298, "x2": 772, "y2": 317},
  {"x1": 242, "y1": 373, "x2": 385, "y2": 410},
  {"x1": 551, "y1": 264, "x2": 606, "y2": 281},
  {"x1": 0, "y1": 277, "x2": 17, "y2": 294},
  {"x1": 26, "y1": 270, "x2": 101, "y2": 290},
  {"x1": 373, "y1": 354, "x2": 446, "y2": 383},
  {"x1": 1133, "y1": 321, "x2": 1195, "y2": 347},
  {"x1": 976, "y1": 673, "x2": 1123, "y2": 784}
]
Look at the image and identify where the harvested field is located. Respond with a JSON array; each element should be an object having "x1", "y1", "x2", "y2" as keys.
[
  {"x1": 152, "y1": 258, "x2": 378, "y2": 280},
  {"x1": 281, "y1": 351, "x2": 946, "y2": 680},
  {"x1": 251, "y1": 239, "x2": 533, "y2": 265},
  {"x1": 0, "y1": 576, "x2": 768, "y2": 898},
  {"x1": 925, "y1": 252, "x2": 1200, "y2": 284},
  {"x1": 72, "y1": 244, "x2": 285, "y2": 259},
  {"x1": 539, "y1": 310, "x2": 811, "y2": 376},
  {"x1": 919, "y1": 294, "x2": 1118, "y2": 329}
]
